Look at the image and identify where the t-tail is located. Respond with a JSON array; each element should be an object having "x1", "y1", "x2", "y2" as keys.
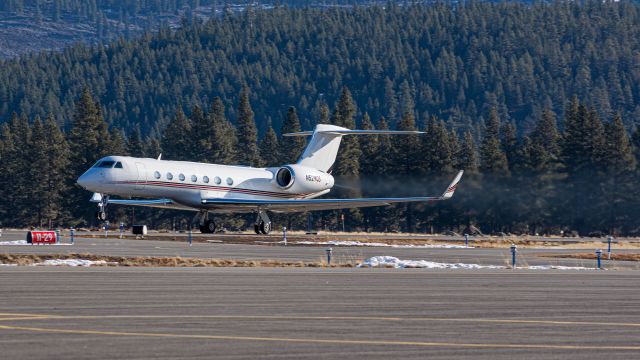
[{"x1": 283, "y1": 124, "x2": 423, "y2": 173}]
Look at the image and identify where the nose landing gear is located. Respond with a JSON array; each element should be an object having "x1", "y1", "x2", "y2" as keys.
[{"x1": 95, "y1": 194, "x2": 109, "y2": 221}]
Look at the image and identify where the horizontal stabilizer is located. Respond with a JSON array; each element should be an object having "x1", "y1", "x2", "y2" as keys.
[{"x1": 283, "y1": 129, "x2": 424, "y2": 137}]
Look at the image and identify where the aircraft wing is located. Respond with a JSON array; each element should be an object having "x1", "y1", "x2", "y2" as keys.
[{"x1": 201, "y1": 170, "x2": 463, "y2": 213}]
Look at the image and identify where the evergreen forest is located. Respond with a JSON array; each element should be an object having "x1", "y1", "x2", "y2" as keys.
[{"x1": 1, "y1": 1, "x2": 640, "y2": 235}]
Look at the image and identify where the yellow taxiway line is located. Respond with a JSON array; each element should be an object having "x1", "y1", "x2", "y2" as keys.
[{"x1": 0, "y1": 323, "x2": 639, "y2": 350}]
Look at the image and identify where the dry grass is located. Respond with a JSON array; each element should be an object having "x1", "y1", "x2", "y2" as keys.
[{"x1": 0, "y1": 253, "x2": 358, "y2": 267}]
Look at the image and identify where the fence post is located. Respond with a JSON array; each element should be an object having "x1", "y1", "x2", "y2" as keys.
[{"x1": 283, "y1": 226, "x2": 287, "y2": 246}]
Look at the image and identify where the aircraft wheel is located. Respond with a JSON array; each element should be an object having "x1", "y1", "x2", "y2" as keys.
[
  {"x1": 96, "y1": 211, "x2": 106, "y2": 221},
  {"x1": 259, "y1": 221, "x2": 272, "y2": 235},
  {"x1": 254, "y1": 224, "x2": 261, "y2": 235},
  {"x1": 204, "y1": 220, "x2": 216, "y2": 233}
]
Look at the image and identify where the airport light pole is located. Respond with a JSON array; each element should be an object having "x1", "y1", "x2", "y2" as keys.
[
  {"x1": 596, "y1": 249, "x2": 602, "y2": 270},
  {"x1": 607, "y1": 236, "x2": 612, "y2": 260},
  {"x1": 510, "y1": 244, "x2": 517, "y2": 269}
]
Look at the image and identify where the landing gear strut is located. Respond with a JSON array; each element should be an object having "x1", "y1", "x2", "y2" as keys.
[
  {"x1": 254, "y1": 209, "x2": 272, "y2": 235},
  {"x1": 95, "y1": 194, "x2": 109, "y2": 221},
  {"x1": 194, "y1": 211, "x2": 216, "y2": 234}
]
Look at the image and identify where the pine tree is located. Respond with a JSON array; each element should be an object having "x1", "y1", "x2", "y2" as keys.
[
  {"x1": 279, "y1": 106, "x2": 306, "y2": 164},
  {"x1": 43, "y1": 115, "x2": 71, "y2": 227},
  {"x1": 501, "y1": 121, "x2": 517, "y2": 169},
  {"x1": 561, "y1": 98, "x2": 607, "y2": 234},
  {"x1": 449, "y1": 129, "x2": 462, "y2": 170},
  {"x1": 530, "y1": 109, "x2": 560, "y2": 172},
  {"x1": 189, "y1": 105, "x2": 211, "y2": 162},
  {"x1": 161, "y1": 107, "x2": 192, "y2": 161},
  {"x1": 29, "y1": 117, "x2": 50, "y2": 227},
  {"x1": 68, "y1": 88, "x2": 112, "y2": 171},
  {"x1": 259, "y1": 124, "x2": 280, "y2": 167},
  {"x1": 127, "y1": 125, "x2": 145, "y2": 157},
  {"x1": 601, "y1": 114, "x2": 636, "y2": 233},
  {"x1": 144, "y1": 136, "x2": 162, "y2": 159},
  {"x1": 460, "y1": 130, "x2": 479, "y2": 173},
  {"x1": 374, "y1": 117, "x2": 394, "y2": 175},
  {"x1": 331, "y1": 87, "x2": 362, "y2": 228},
  {"x1": 318, "y1": 104, "x2": 330, "y2": 124},
  {"x1": 394, "y1": 111, "x2": 420, "y2": 174},
  {"x1": 0, "y1": 121, "x2": 18, "y2": 225},
  {"x1": 209, "y1": 97, "x2": 237, "y2": 165},
  {"x1": 480, "y1": 109, "x2": 509, "y2": 176},
  {"x1": 333, "y1": 87, "x2": 361, "y2": 176},
  {"x1": 358, "y1": 113, "x2": 379, "y2": 175},
  {"x1": 107, "y1": 127, "x2": 128, "y2": 155},
  {"x1": 10, "y1": 113, "x2": 33, "y2": 225},
  {"x1": 235, "y1": 87, "x2": 262, "y2": 166},
  {"x1": 424, "y1": 116, "x2": 452, "y2": 173}
]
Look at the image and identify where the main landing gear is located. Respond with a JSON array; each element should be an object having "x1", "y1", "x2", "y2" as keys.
[
  {"x1": 194, "y1": 211, "x2": 217, "y2": 234},
  {"x1": 254, "y1": 209, "x2": 272, "y2": 235},
  {"x1": 95, "y1": 194, "x2": 109, "y2": 221}
]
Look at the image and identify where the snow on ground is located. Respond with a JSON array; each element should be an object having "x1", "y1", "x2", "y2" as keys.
[
  {"x1": 34, "y1": 259, "x2": 112, "y2": 267},
  {"x1": 0, "y1": 240, "x2": 28, "y2": 245},
  {"x1": 0, "y1": 240, "x2": 71, "y2": 245},
  {"x1": 358, "y1": 256, "x2": 596, "y2": 270},
  {"x1": 526, "y1": 265, "x2": 593, "y2": 270},
  {"x1": 358, "y1": 256, "x2": 505, "y2": 269},
  {"x1": 295, "y1": 240, "x2": 471, "y2": 249}
]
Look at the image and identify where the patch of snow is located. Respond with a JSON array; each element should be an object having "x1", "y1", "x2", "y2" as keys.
[
  {"x1": 0, "y1": 263, "x2": 17, "y2": 266},
  {"x1": 526, "y1": 265, "x2": 593, "y2": 270},
  {"x1": 34, "y1": 259, "x2": 113, "y2": 267},
  {"x1": 358, "y1": 256, "x2": 505, "y2": 269},
  {"x1": 295, "y1": 240, "x2": 471, "y2": 249}
]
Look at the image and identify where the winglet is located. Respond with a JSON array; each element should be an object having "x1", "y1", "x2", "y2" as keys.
[{"x1": 440, "y1": 170, "x2": 464, "y2": 199}]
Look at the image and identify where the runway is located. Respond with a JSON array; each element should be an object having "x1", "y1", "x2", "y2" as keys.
[
  {"x1": 1, "y1": 267, "x2": 640, "y2": 359},
  {"x1": 2, "y1": 230, "x2": 640, "y2": 358},
  {"x1": 1, "y1": 230, "x2": 636, "y2": 269}
]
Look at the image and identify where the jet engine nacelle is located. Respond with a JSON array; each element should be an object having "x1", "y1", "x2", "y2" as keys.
[{"x1": 274, "y1": 165, "x2": 334, "y2": 193}]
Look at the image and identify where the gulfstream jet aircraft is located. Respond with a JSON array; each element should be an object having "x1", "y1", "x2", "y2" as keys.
[{"x1": 77, "y1": 124, "x2": 464, "y2": 234}]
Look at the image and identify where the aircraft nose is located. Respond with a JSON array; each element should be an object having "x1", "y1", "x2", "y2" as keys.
[
  {"x1": 77, "y1": 170, "x2": 101, "y2": 190},
  {"x1": 77, "y1": 173, "x2": 89, "y2": 189}
]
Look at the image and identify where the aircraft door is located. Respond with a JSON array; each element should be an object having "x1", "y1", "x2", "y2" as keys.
[{"x1": 135, "y1": 162, "x2": 146, "y2": 190}]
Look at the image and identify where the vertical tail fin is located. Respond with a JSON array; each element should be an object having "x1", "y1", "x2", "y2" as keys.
[{"x1": 283, "y1": 124, "x2": 424, "y2": 173}]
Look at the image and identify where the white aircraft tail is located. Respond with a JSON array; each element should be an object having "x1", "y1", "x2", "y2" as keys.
[{"x1": 283, "y1": 124, "x2": 424, "y2": 173}]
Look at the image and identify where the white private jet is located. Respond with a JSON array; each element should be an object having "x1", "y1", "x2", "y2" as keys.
[{"x1": 77, "y1": 124, "x2": 463, "y2": 234}]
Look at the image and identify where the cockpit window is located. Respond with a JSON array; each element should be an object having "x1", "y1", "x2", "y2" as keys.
[
  {"x1": 114, "y1": 162, "x2": 123, "y2": 169},
  {"x1": 97, "y1": 161, "x2": 115, "y2": 168}
]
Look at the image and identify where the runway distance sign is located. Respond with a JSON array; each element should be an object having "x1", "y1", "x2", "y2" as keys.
[{"x1": 27, "y1": 231, "x2": 57, "y2": 244}]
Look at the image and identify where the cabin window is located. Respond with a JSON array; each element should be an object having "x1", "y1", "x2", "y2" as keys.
[
  {"x1": 97, "y1": 161, "x2": 115, "y2": 168},
  {"x1": 191, "y1": 175, "x2": 197, "y2": 182},
  {"x1": 154, "y1": 171, "x2": 161, "y2": 179},
  {"x1": 226, "y1": 177, "x2": 233, "y2": 186},
  {"x1": 214, "y1": 176, "x2": 222, "y2": 185},
  {"x1": 114, "y1": 162, "x2": 123, "y2": 169},
  {"x1": 203, "y1": 176, "x2": 209, "y2": 183},
  {"x1": 167, "y1": 172, "x2": 173, "y2": 180},
  {"x1": 179, "y1": 173, "x2": 185, "y2": 181}
]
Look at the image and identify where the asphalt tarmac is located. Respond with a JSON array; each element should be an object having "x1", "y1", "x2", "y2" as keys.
[
  {"x1": 2, "y1": 230, "x2": 640, "y2": 358},
  {"x1": 1, "y1": 267, "x2": 640, "y2": 359}
]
